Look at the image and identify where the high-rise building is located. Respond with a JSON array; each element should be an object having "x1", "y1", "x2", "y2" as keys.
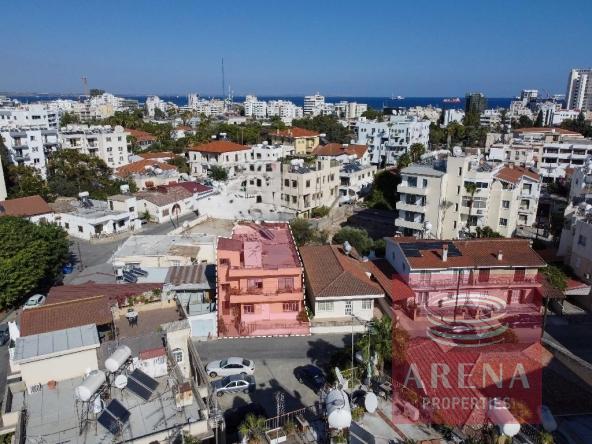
[
  {"x1": 566, "y1": 68, "x2": 592, "y2": 111},
  {"x1": 303, "y1": 93, "x2": 325, "y2": 116},
  {"x1": 465, "y1": 92, "x2": 487, "y2": 114}
]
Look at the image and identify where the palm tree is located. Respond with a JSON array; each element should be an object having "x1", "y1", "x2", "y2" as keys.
[
  {"x1": 239, "y1": 414, "x2": 266, "y2": 444},
  {"x1": 463, "y1": 182, "x2": 478, "y2": 233},
  {"x1": 357, "y1": 316, "x2": 409, "y2": 372}
]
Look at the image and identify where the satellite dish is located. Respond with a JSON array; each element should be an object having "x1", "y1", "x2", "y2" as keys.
[
  {"x1": 343, "y1": 241, "x2": 352, "y2": 255},
  {"x1": 114, "y1": 375, "x2": 128, "y2": 389},
  {"x1": 364, "y1": 392, "x2": 378, "y2": 413}
]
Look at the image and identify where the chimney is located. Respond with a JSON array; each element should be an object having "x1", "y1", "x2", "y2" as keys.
[
  {"x1": 497, "y1": 250, "x2": 503, "y2": 261},
  {"x1": 442, "y1": 244, "x2": 448, "y2": 262}
]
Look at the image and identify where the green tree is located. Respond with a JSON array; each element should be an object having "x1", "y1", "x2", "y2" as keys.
[
  {"x1": 209, "y1": 165, "x2": 228, "y2": 181},
  {"x1": 332, "y1": 227, "x2": 374, "y2": 255},
  {"x1": 310, "y1": 206, "x2": 330, "y2": 218},
  {"x1": 513, "y1": 115, "x2": 534, "y2": 129},
  {"x1": 409, "y1": 143, "x2": 425, "y2": 162},
  {"x1": 238, "y1": 414, "x2": 266, "y2": 444},
  {"x1": 365, "y1": 170, "x2": 401, "y2": 210},
  {"x1": 397, "y1": 152, "x2": 412, "y2": 169},
  {"x1": 463, "y1": 182, "x2": 478, "y2": 231},
  {"x1": 290, "y1": 218, "x2": 314, "y2": 246},
  {"x1": 153, "y1": 108, "x2": 166, "y2": 120},
  {"x1": 474, "y1": 226, "x2": 503, "y2": 238},
  {"x1": 357, "y1": 316, "x2": 408, "y2": 372},
  {"x1": 59, "y1": 112, "x2": 80, "y2": 126},
  {"x1": 560, "y1": 111, "x2": 592, "y2": 137},
  {"x1": 429, "y1": 123, "x2": 447, "y2": 146},
  {"x1": 534, "y1": 110, "x2": 544, "y2": 127},
  {"x1": 291, "y1": 115, "x2": 351, "y2": 143},
  {"x1": 361, "y1": 108, "x2": 383, "y2": 121},
  {"x1": 167, "y1": 156, "x2": 190, "y2": 175},
  {"x1": 5, "y1": 165, "x2": 51, "y2": 201},
  {"x1": 542, "y1": 265, "x2": 567, "y2": 291},
  {"x1": 0, "y1": 217, "x2": 69, "y2": 307}
]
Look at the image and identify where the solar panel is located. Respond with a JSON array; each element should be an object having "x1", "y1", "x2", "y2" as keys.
[
  {"x1": 130, "y1": 369, "x2": 159, "y2": 391},
  {"x1": 126, "y1": 378, "x2": 152, "y2": 401},
  {"x1": 98, "y1": 410, "x2": 120, "y2": 434},
  {"x1": 106, "y1": 399, "x2": 130, "y2": 423}
]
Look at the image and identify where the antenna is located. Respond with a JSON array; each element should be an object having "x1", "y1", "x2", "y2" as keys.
[
  {"x1": 81, "y1": 76, "x2": 89, "y2": 96},
  {"x1": 221, "y1": 57, "x2": 225, "y2": 100}
]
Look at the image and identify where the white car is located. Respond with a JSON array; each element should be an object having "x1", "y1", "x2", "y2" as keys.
[
  {"x1": 206, "y1": 357, "x2": 255, "y2": 377},
  {"x1": 23, "y1": 294, "x2": 46, "y2": 310}
]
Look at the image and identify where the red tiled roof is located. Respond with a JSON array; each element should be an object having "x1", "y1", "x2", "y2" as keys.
[
  {"x1": 275, "y1": 127, "x2": 320, "y2": 138},
  {"x1": 115, "y1": 159, "x2": 177, "y2": 177},
  {"x1": 495, "y1": 165, "x2": 540, "y2": 184},
  {"x1": 0, "y1": 195, "x2": 53, "y2": 218},
  {"x1": 175, "y1": 125, "x2": 192, "y2": 131},
  {"x1": 19, "y1": 295, "x2": 113, "y2": 336},
  {"x1": 394, "y1": 238, "x2": 547, "y2": 270},
  {"x1": 137, "y1": 151, "x2": 174, "y2": 159},
  {"x1": 300, "y1": 245, "x2": 383, "y2": 298},
  {"x1": 217, "y1": 237, "x2": 243, "y2": 251},
  {"x1": 47, "y1": 283, "x2": 161, "y2": 306},
  {"x1": 514, "y1": 127, "x2": 581, "y2": 136},
  {"x1": 135, "y1": 185, "x2": 193, "y2": 207},
  {"x1": 313, "y1": 143, "x2": 367, "y2": 159},
  {"x1": 366, "y1": 259, "x2": 415, "y2": 301},
  {"x1": 126, "y1": 129, "x2": 157, "y2": 142},
  {"x1": 188, "y1": 140, "x2": 249, "y2": 153},
  {"x1": 139, "y1": 347, "x2": 166, "y2": 360},
  {"x1": 174, "y1": 181, "x2": 213, "y2": 194}
]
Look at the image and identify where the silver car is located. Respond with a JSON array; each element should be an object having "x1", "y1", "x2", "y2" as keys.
[
  {"x1": 23, "y1": 294, "x2": 46, "y2": 310},
  {"x1": 206, "y1": 357, "x2": 255, "y2": 377},
  {"x1": 212, "y1": 374, "x2": 256, "y2": 397}
]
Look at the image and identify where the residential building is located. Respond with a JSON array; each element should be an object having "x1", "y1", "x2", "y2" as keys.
[
  {"x1": 250, "y1": 142, "x2": 294, "y2": 162},
  {"x1": 136, "y1": 151, "x2": 175, "y2": 162},
  {"x1": 566, "y1": 68, "x2": 592, "y2": 111},
  {"x1": 381, "y1": 237, "x2": 545, "y2": 319},
  {"x1": 338, "y1": 162, "x2": 377, "y2": 203},
  {"x1": 135, "y1": 182, "x2": 212, "y2": 223},
  {"x1": 189, "y1": 98, "x2": 225, "y2": 116},
  {"x1": 300, "y1": 245, "x2": 384, "y2": 333},
  {"x1": 217, "y1": 222, "x2": 309, "y2": 337},
  {"x1": 334, "y1": 101, "x2": 368, "y2": 120},
  {"x1": 465, "y1": 92, "x2": 487, "y2": 114},
  {"x1": 396, "y1": 154, "x2": 541, "y2": 238},
  {"x1": 443, "y1": 109, "x2": 465, "y2": 126},
  {"x1": 126, "y1": 128, "x2": 157, "y2": 148},
  {"x1": 60, "y1": 125, "x2": 130, "y2": 169},
  {"x1": 0, "y1": 195, "x2": 54, "y2": 223},
  {"x1": 267, "y1": 100, "x2": 303, "y2": 123},
  {"x1": 0, "y1": 103, "x2": 59, "y2": 129},
  {"x1": 304, "y1": 93, "x2": 325, "y2": 116},
  {"x1": 188, "y1": 140, "x2": 251, "y2": 178},
  {"x1": 280, "y1": 158, "x2": 340, "y2": 217},
  {"x1": 165, "y1": 264, "x2": 217, "y2": 338},
  {"x1": 0, "y1": 127, "x2": 58, "y2": 177},
  {"x1": 355, "y1": 115, "x2": 430, "y2": 166},
  {"x1": 270, "y1": 127, "x2": 321, "y2": 155},
  {"x1": 558, "y1": 158, "x2": 592, "y2": 281},
  {"x1": 145, "y1": 95, "x2": 170, "y2": 117},
  {"x1": 50, "y1": 193, "x2": 140, "y2": 240},
  {"x1": 313, "y1": 143, "x2": 370, "y2": 165},
  {"x1": 243, "y1": 95, "x2": 267, "y2": 119},
  {"x1": 115, "y1": 158, "x2": 181, "y2": 190}
]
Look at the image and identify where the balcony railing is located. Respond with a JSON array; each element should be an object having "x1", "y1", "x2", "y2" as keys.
[
  {"x1": 228, "y1": 286, "x2": 298, "y2": 296},
  {"x1": 408, "y1": 275, "x2": 539, "y2": 290}
]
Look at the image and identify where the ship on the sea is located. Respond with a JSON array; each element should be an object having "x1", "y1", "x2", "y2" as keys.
[{"x1": 443, "y1": 97, "x2": 461, "y2": 103}]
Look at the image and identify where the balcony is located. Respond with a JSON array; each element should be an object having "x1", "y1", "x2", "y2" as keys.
[
  {"x1": 14, "y1": 153, "x2": 30, "y2": 162},
  {"x1": 398, "y1": 185, "x2": 428, "y2": 195},
  {"x1": 396, "y1": 201, "x2": 427, "y2": 213},
  {"x1": 395, "y1": 217, "x2": 424, "y2": 231},
  {"x1": 408, "y1": 275, "x2": 539, "y2": 291}
]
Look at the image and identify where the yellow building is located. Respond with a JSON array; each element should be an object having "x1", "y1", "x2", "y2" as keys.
[{"x1": 271, "y1": 127, "x2": 320, "y2": 155}]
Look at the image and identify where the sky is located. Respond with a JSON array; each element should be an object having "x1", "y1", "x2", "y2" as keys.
[{"x1": 1, "y1": 0, "x2": 591, "y2": 97}]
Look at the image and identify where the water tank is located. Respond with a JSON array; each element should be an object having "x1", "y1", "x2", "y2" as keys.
[
  {"x1": 487, "y1": 399, "x2": 520, "y2": 437},
  {"x1": 326, "y1": 389, "x2": 352, "y2": 430},
  {"x1": 105, "y1": 345, "x2": 132, "y2": 373},
  {"x1": 75, "y1": 370, "x2": 106, "y2": 401}
]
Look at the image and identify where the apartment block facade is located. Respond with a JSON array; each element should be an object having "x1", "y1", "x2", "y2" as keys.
[
  {"x1": 566, "y1": 68, "x2": 592, "y2": 111},
  {"x1": 60, "y1": 125, "x2": 130, "y2": 169},
  {"x1": 0, "y1": 127, "x2": 58, "y2": 178}
]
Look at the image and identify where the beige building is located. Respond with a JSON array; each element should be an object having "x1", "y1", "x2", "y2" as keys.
[
  {"x1": 188, "y1": 139, "x2": 251, "y2": 178},
  {"x1": 280, "y1": 158, "x2": 340, "y2": 217},
  {"x1": 271, "y1": 127, "x2": 320, "y2": 155},
  {"x1": 396, "y1": 154, "x2": 541, "y2": 238},
  {"x1": 60, "y1": 124, "x2": 130, "y2": 169}
]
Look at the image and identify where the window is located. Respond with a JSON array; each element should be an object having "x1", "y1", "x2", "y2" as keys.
[
  {"x1": 247, "y1": 279, "x2": 263, "y2": 289},
  {"x1": 162, "y1": 209, "x2": 170, "y2": 216},
  {"x1": 317, "y1": 301, "x2": 334, "y2": 312},
  {"x1": 283, "y1": 302, "x2": 299, "y2": 312},
  {"x1": 502, "y1": 200, "x2": 510, "y2": 209},
  {"x1": 361, "y1": 300, "x2": 372, "y2": 310},
  {"x1": 345, "y1": 301, "x2": 352, "y2": 315},
  {"x1": 220, "y1": 258, "x2": 229, "y2": 265},
  {"x1": 78, "y1": 226, "x2": 83, "y2": 233},
  {"x1": 458, "y1": 167, "x2": 462, "y2": 176},
  {"x1": 578, "y1": 235, "x2": 587, "y2": 247},
  {"x1": 306, "y1": 180, "x2": 310, "y2": 188},
  {"x1": 64, "y1": 222, "x2": 70, "y2": 229},
  {"x1": 277, "y1": 277, "x2": 293, "y2": 290},
  {"x1": 514, "y1": 268, "x2": 526, "y2": 282},
  {"x1": 478, "y1": 269, "x2": 490, "y2": 283},
  {"x1": 243, "y1": 304, "x2": 255, "y2": 314},
  {"x1": 172, "y1": 348, "x2": 183, "y2": 363},
  {"x1": 499, "y1": 218, "x2": 508, "y2": 226}
]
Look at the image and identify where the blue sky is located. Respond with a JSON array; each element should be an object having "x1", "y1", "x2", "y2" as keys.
[{"x1": 1, "y1": 0, "x2": 591, "y2": 97}]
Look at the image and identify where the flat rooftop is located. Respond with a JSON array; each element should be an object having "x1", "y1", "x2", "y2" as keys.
[
  {"x1": 50, "y1": 197, "x2": 128, "y2": 220},
  {"x1": 113, "y1": 234, "x2": 215, "y2": 258}
]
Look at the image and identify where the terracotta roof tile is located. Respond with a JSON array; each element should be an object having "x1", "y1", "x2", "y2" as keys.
[
  {"x1": 188, "y1": 140, "x2": 249, "y2": 153},
  {"x1": 115, "y1": 159, "x2": 177, "y2": 177},
  {"x1": 174, "y1": 181, "x2": 212, "y2": 194},
  {"x1": 394, "y1": 238, "x2": 546, "y2": 270},
  {"x1": 494, "y1": 165, "x2": 540, "y2": 184},
  {"x1": 366, "y1": 259, "x2": 415, "y2": 301},
  {"x1": 47, "y1": 283, "x2": 161, "y2": 306},
  {"x1": 313, "y1": 143, "x2": 367, "y2": 159},
  {"x1": 514, "y1": 127, "x2": 581, "y2": 136},
  {"x1": 126, "y1": 129, "x2": 157, "y2": 142},
  {"x1": 139, "y1": 347, "x2": 166, "y2": 360},
  {"x1": 19, "y1": 295, "x2": 113, "y2": 336},
  {"x1": 300, "y1": 245, "x2": 383, "y2": 298},
  {"x1": 137, "y1": 151, "x2": 174, "y2": 159},
  {"x1": 0, "y1": 195, "x2": 53, "y2": 218},
  {"x1": 275, "y1": 127, "x2": 320, "y2": 138},
  {"x1": 135, "y1": 185, "x2": 193, "y2": 207}
]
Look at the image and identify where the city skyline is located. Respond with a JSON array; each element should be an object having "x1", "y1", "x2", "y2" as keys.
[{"x1": 1, "y1": 0, "x2": 591, "y2": 97}]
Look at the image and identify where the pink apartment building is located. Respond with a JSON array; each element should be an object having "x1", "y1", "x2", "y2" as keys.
[{"x1": 217, "y1": 222, "x2": 310, "y2": 337}]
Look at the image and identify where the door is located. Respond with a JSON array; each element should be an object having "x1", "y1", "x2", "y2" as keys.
[{"x1": 345, "y1": 301, "x2": 352, "y2": 316}]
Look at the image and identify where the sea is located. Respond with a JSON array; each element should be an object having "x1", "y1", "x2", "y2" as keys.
[{"x1": 6, "y1": 94, "x2": 515, "y2": 110}]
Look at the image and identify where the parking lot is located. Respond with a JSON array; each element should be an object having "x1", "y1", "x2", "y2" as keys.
[{"x1": 194, "y1": 334, "x2": 351, "y2": 417}]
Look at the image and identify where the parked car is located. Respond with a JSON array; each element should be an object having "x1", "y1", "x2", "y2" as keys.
[
  {"x1": 211, "y1": 374, "x2": 256, "y2": 397},
  {"x1": 23, "y1": 294, "x2": 46, "y2": 310},
  {"x1": 294, "y1": 365, "x2": 326, "y2": 391},
  {"x1": 206, "y1": 357, "x2": 255, "y2": 377},
  {"x1": 0, "y1": 324, "x2": 9, "y2": 346}
]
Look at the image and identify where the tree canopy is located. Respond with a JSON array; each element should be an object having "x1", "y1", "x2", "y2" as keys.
[
  {"x1": 332, "y1": 226, "x2": 375, "y2": 256},
  {"x1": 0, "y1": 217, "x2": 69, "y2": 307},
  {"x1": 560, "y1": 112, "x2": 592, "y2": 138},
  {"x1": 291, "y1": 115, "x2": 351, "y2": 143},
  {"x1": 365, "y1": 170, "x2": 400, "y2": 210}
]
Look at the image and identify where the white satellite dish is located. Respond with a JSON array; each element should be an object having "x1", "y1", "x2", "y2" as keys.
[
  {"x1": 364, "y1": 392, "x2": 378, "y2": 414},
  {"x1": 114, "y1": 375, "x2": 128, "y2": 389}
]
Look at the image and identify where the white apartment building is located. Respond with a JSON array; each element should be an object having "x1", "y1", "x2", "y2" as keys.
[
  {"x1": 188, "y1": 140, "x2": 251, "y2": 178},
  {"x1": 0, "y1": 127, "x2": 58, "y2": 178},
  {"x1": 334, "y1": 101, "x2": 368, "y2": 120},
  {"x1": 396, "y1": 154, "x2": 541, "y2": 239},
  {"x1": 60, "y1": 124, "x2": 130, "y2": 169},
  {"x1": 566, "y1": 68, "x2": 592, "y2": 111},
  {"x1": 145, "y1": 96, "x2": 170, "y2": 118},
  {"x1": 267, "y1": 100, "x2": 303, "y2": 123},
  {"x1": 558, "y1": 158, "x2": 592, "y2": 282},
  {"x1": 243, "y1": 95, "x2": 267, "y2": 119},
  {"x1": 304, "y1": 94, "x2": 325, "y2": 116},
  {"x1": 250, "y1": 142, "x2": 294, "y2": 162},
  {"x1": 443, "y1": 109, "x2": 465, "y2": 126},
  {"x1": 0, "y1": 104, "x2": 59, "y2": 129},
  {"x1": 338, "y1": 162, "x2": 376, "y2": 204},
  {"x1": 191, "y1": 98, "x2": 225, "y2": 117},
  {"x1": 355, "y1": 115, "x2": 430, "y2": 166}
]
